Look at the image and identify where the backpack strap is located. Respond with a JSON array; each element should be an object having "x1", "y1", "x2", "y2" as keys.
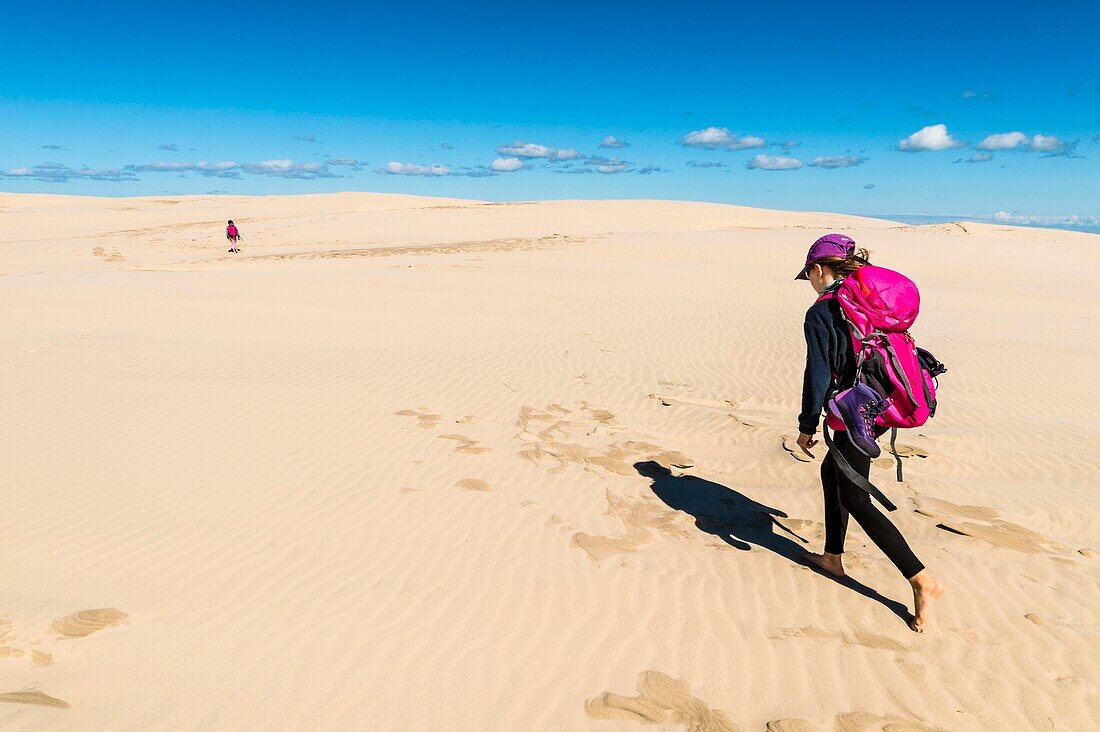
[
  {"x1": 879, "y1": 334, "x2": 918, "y2": 405},
  {"x1": 822, "y1": 424, "x2": 898, "y2": 512},
  {"x1": 889, "y1": 427, "x2": 903, "y2": 483}
]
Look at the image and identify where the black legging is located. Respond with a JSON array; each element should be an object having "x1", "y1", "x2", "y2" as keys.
[{"x1": 821, "y1": 429, "x2": 924, "y2": 579}]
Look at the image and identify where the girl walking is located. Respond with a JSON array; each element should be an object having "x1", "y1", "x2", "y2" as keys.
[{"x1": 794, "y1": 234, "x2": 945, "y2": 632}]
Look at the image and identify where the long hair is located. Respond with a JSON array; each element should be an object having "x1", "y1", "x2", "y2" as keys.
[{"x1": 813, "y1": 247, "x2": 871, "y2": 277}]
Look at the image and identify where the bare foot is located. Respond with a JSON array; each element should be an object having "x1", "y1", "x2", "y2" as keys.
[
  {"x1": 908, "y1": 572, "x2": 946, "y2": 633},
  {"x1": 802, "y1": 551, "x2": 846, "y2": 578}
]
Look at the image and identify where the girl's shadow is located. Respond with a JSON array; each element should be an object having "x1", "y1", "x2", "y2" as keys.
[{"x1": 635, "y1": 461, "x2": 909, "y2": 621}]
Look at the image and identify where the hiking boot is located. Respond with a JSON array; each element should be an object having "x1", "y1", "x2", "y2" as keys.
[{"x1": 828, "y1": 385, "x2": 887, "y2": 457}]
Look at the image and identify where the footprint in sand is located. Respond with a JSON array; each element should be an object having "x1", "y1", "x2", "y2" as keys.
[
  {"x1": 649, "y1": 392, "x2": 763, "y2": 428},
  {"x1": 455, "y1": 478, "x2": 491, "y2": 492},
  {"x1": 91, "y1": 246, "x2": 125, "y2": 262},
  {"x1": 766, "y1": 721, "x2": 820, "y2": 732},
  {"x1": 769, "y1": 625, "x2": 911, "y2": 652},
  {"x1": 51, "y1": 608, "x2": 128, "y2": 639},
  {"x1": 781, "y1": 436, "x2": 813, "y2": 462},
  {"x1": 833, "y1": 711, "x2": 944, "y2": 731},
  {"x1": 648, "y1": 393, "x2": 737, "y2": 411},
  {"x1": 571, "y1": 491, "x2": 693, "y2": 562},
  {"x1": 586, "y1": 671, "x2": 738, "y2": 732},
  {"x1": 585, "y1": 442, "x2": 694, "y2": 476},
  {"x1": 0, "y1": 622, "x2": 52, "y2": 665},
  {"x1": 394, "y1": 408, "x2": 442, "y2": 429},
  {"x1": 728, "y1": 413, "x2": 764, "y2": 429},
  {"x1": 768, "y1": 711, "x2": 943, "y2": 731},
  {"x1": 891, "y1": 443, "x2": 930, "y2": 458},
  {"x1": 438, "y1": 434, "x2": 491, "y2": 454},
  {"x1": 515, "y1": 403, "x2": 692, "y2": 476},
  {"x1": 571, "y1": 528, "x2": 653, "y2": 562},
  {"x1": 915, "y1": 496, "x2": 1063, "y2": 554},
  {"x1": 0, "y1": 621, "x2": 24, "y2": 660},
  {"x1": 913, "y1": 496, "x2": 998, "y2": 522},
  {"x1": 0, "y1": 689, "x2": 70, "y2": 709},
  {"x1": 578, "y1": 402, "x2": 616, "y2": 422},
  {"x1": 771, "y1": 516, "x2": 822, "y2": 544}
]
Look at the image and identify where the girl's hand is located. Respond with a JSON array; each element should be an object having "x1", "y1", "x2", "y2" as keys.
[{"x1": 796, "y1": 433, "x2": 818, "y2": 458}]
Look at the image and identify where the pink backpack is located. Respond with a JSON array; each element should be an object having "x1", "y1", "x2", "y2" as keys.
[{"x1": 818, "y1": 266, "x2": 946, "y2": 503}]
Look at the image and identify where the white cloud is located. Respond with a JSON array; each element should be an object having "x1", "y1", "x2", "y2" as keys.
[
  {"x1": 241, "y1": 159, "x2": 336, "y2": 179},
  {"x1": 128, "y1": 160, "x2": 241, "y2": 177},
  {"x1": 681, "y1": 127, "x2": 766, "y2": 150},
  {"x1": 130, "y1": 157, "x2": 354, "y2": 179},
  {"x1": 598, "y1": 135, "x2": 630, "y2": 149},
  {"x1": 962, "y1": 90, "x2": 994, "y2": 100},
  {"x1": 780, "y1": 140, "x2": 801, "y2": 150},
  {"x1": 959, "y1": 152, "x2": 993, "y2": 163},
  {"x1": 582, "y1": 156, "x2": 632, "y2": 174},
  {"x1": 1028, "y1": 134, "x2": 1070, "y2": 153},
  {"x1": 496, "y1": 141, "x2": 580, "y2": 161},
  {"x1": 378, "y1": 161, "x2": 452, "y2": 176},
  {"x1": 975, "y1": 131, "x2": 1028, "y2": 151},
  {"x1": 450, "y1": 167, "x2": 495, "y2": 178},
  {"x1": 808, "y1": 155, "x2": 867, "y2": 168},
  {"x1": 490, "y1": 157, "x2": 524, "y2": 172},
  {"x1": 158, "y1": 143, "x2": 178, "y2": 151},
  {"x1": 292, "y1": 134, "x2": 318, "y2": 143},
  {"x1": 973, "y1": 132, "x2": 1075, "y2": 156},
  {"x1": 686, "y1": 160, "x2": 726, "y2": 168},
  {"x1": 0, "y1": 162, "x2": 138, "y2": 182},
  {"x1": 681, "y1": 127, "x2": 731, "y2": 148},
  {"x1": 131, "y1": 159, "x2": 337, "y2": 179},
  {"x1": 897, "y1": 124, "x2": 966, "y2": 151},
  {"x1": 636, "y1": 165, "x2": 665, "y2": 175},
  {"x1": 746, "y1": 154, "x2": 803, "y2": 170},
  {"x1": 993, "y1": 211, "x2": 1099, "y2": 228}
]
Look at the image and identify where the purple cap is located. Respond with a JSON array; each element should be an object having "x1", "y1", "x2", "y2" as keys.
[{"x1": 794, "y1": 233, "x2": 856, "y2": 280}]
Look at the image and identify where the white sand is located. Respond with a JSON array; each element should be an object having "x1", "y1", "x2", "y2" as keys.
[{"x1": 1, "y1": 192, "x2": 1097, "y2": 730}]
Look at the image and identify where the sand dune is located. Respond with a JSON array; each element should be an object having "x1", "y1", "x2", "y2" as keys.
[{"x1": 1, "y1": 193, "x2": 1097, "y2": 730}]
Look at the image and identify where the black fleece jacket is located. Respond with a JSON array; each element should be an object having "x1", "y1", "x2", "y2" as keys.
[{"x1": 798, "y1": 282, "x2": 856, "y2": 435}]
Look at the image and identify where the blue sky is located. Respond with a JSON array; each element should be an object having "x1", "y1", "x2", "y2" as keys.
[{"x1": 1, "y1": 0, "x2": 1097, "y2": 227}]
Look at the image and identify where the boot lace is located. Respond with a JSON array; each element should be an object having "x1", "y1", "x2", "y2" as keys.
[{"x1": 857, "y1": 400, "x2": 880, "y2": 431}]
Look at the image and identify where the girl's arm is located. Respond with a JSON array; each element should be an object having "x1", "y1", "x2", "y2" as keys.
[{"x1": 798, "y1": 306, "x2": 834, "y2": 436}]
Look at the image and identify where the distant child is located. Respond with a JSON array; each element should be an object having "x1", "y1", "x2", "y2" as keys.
[{"x1": 226, "y1": 220, "x2": 241, "y2": 253}]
